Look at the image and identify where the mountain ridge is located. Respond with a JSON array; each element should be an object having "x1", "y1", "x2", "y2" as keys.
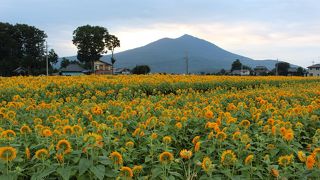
[{"x1": 60, "y1": 34, "x2": 293, "y2": 73}]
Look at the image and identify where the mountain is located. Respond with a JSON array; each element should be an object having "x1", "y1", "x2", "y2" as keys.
[{"x1": 60, "y1": 34, "x2": 287, "y2": 73}]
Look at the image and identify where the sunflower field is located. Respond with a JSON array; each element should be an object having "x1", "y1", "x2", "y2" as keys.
[{"x1": 0, "y1": 75, "x2": 319, "y2": 179}]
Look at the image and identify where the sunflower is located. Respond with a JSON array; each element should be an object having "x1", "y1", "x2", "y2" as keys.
[
  {"x1": 205, "y1": 110, "x2": 214, "y2": 119},
  {"x1": 267, "y1": 144, "x2": 276, "y2": 150},
  {"x1": 232, "y1": 131, "x2": 241, "y2": 140},
  {"x1": 245, "y1": 144, "x2": 251, "y2": 150},
  {"x1": 278, "y1": 154, "x2": 293, "y2": 167},
  {"x1": 114, "y1": 122, "x2": 123, "y2": 130},
  {"x1": 20, "y1": 125, "x2": 32, "y2": 134},
  {"x1": 306, "y1": 155, "x2": 315, "y2": 169},
  {"x1": 240, "y1": 134, "x2": 251, "y2": 144},
  {"x1": 132, "y1": 165, "x2": 143, "y2": 175},
  {"x1": 83, "y1": 132, "x2": 102, "y2": 145},
  {"x1": 202, "y1": 157, "x2": 213, "y2": 173},
  {"x1": 216, "y1": 131, "x2": 227, "y2": 141},
  {"x1": 297, "y1": 151, "x2": 306, "y2": 162},
  {"x1": 192, "y1": 136, "x2": 200, "y2": 144},
  {"x1": 283, "y1": 129, "x2": 294, "y2": 141},
  {"x1": 0, "y1": 146, "x2": 17, "y2": 162},
  {"x1": 1, "y1": 130, "x2": 16, "y2": 140},
  {"x1": 56, "y1": 139, "x2": 72, "y2": 154},
  {"x1": 41, "y1": 128, "x2": 52, "y2": 137},
  {"x1": 194, "y1": 142, "x2": 201, "y2": 152},
  {"x1": 63, "y1": 125, "x2": 74, "y2": 135},
  {"x1": 175, "y1": 122, "x2": 182, "y2": 129},
  {"x1": 179, "y1": 149, "x2": 193, "y2": 160},
  {"x1": 120, "y1": 166, "x2": 133, "y2": 178},
  {"x1": 159, "y1": 151, "x2": 174, "y2": 164},
  {"x1": 110, "y1": 151, "x2": 123, "y2": 165},
  {"x1": 72, "y1": 125, "x2": 83, "y2": 135},
  {"x1": 125, "y1": 141, "x2": 134, "y2": 148},
  {"x1": 221, "y1": 150, "x2": 237, "y2": 166},
  {"x1": 271, "y1": 168, "x2": 279, "y2": 178},
  {"x1": 312, "y1": 147, "x2": 320, "y2": 157},
  {"x1": 25, "y1": 147, "x2": 30, "y2": 160},
  {"x1": 35, "y1": 149, "x2": 49, "y2": 160},
  {"x1": 239, "y1": 120, "x2": 251, "y2": 128},
  {"x1": 162, "y1": 136, "x2": 172, "y2": 144},
  {"x1": 244, "y1": 154, "x2": 254, "y2": 165},
  {"x1": 56, "y1": 153, "x2": 64, "y2": 163},
  {"x1": 151, "y1": 133, "x2": 158, "y2": 139}
]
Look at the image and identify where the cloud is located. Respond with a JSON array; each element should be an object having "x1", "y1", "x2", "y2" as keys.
[{"x1": 2, "y1": 0, "x2": 320, "y2": 67}]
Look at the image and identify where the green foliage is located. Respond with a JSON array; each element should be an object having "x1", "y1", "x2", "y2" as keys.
[
  {"x1": 231, "y1": 59, "x2": 242, "y2": 71},
  {"x1": 275, "y1": 62, "x2": 290, "y2": 76},
  {"x1": 132, "y1": 65, "x2": 151, "y2": 74},
  {"x1": 72, "y1": 25, "x2": 109, "y2": 71},
  {"x1": 0, "y1": 22, "x2": 47, "y2": 76}
]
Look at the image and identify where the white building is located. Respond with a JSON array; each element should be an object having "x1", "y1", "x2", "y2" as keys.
[
  {"x1": 307, "y1": 64, "x2": 320, "y2": 76},
  {"x1": 231, "y1": 69, "x2": 250, "y2": 76}
]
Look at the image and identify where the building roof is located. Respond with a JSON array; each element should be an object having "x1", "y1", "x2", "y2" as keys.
[
  {"x1": 95, "y1": 60, "x2": 111, "y2": 66},
  {"x1": 60, "y1": 64, "x2": 85, "y2": 72},
  {"x1": 13, "y1": 67, "x2": 27, "y2": 73},
  {"x1": 307, "y1": 64, "x2": 320, "y2": 68},
  {"x1": 254, "y1": 66, "x2": 268, "y2": 70}
]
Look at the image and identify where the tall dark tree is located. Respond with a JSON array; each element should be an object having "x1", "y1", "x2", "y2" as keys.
[
  {"x1": 48, "y1": 49, "x2": 58, "y2": 66},
  {"x1": 0, "y1": 22, "x2": 47, "y2": 76},
  {"x1": 296, "y1": 67, "x2": 305, "y2": 76},
  {"x1": 275, "y1": 62, "x2": 290, "y2": 76},
  {"x1": 106, "y1": 34, "x2": 120, "y2": 74},
  {"x1": 0, "y1": 23, "x2": 20, "y2": 76},
  {"x1": 231, "y1": 59, "x2": 242, "y2": 71},
  {"x1": 15, "y1": 24, "x2": 47, "y2": 75},
  {"x1": 72, "y1": 25, "x2": 109, "y2": 72}
]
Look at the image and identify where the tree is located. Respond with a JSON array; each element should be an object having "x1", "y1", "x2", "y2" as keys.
[
  {"x1": 131, "y1": 65, "x2": 151, "y2": 74},
  {"x1": 60, "y1": 57, "x2": 71, "y2": 68},
  {"x1": 0, "y1": 22, "x2": 20, "y2": 76},
  {"x1": 275, "y1": 62, "x2": 290, "y2": 76},
  {"x1": 15, "y1": 24, "x2": 47, "y2": 75},
  {"x1": 0, "y1": 22, "x2": 47, "y2": 76},
  {"x1": 72, "y1": 25, "x2": 109, "y2": 72},
  {"x1": 106, "y1": 34, "x2": 120, "y2": 74},
  {"x1": 231, "y1": 59, "x2": 242, "y2": 71},
  {"x1": 296, "y1": 67, "x2": 305, "y2": 76},
  {"x1": 48, "y1": 49, "x2": 58, "y2": 66}
]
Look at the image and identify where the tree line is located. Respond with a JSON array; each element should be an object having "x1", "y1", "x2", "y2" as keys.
[
  {"x1": 0, "y1": 22, "x2": 59, "y2": 76},
  {"x1": 0, "y1": 22, "x2": 121, "y2": 76},
  {"x1": 217, "y1": 59, "x2": 305, "y2": 76}
]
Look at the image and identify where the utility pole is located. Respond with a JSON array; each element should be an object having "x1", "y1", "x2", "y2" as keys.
[
  {"x1": 46, "y1": 41, "x2": 48, "y2": 76},
  {"x1": 276, "y1": 58, "x2": 279, "y2": 76},
  {"x1": 185, "y1": 51, "x2": 189, "y2": 74}
]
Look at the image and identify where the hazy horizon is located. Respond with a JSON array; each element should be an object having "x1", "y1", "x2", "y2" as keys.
[{"x1": 1, "y1": 0, "x2": 320, "y2": 67}]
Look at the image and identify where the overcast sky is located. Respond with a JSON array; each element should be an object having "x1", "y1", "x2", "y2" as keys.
[{"x1": 1, "y1": 0, "x2": 320, "y2": 67}]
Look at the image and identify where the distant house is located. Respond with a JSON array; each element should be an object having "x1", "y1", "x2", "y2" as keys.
[
  {"x1": 60, "y1": 63, "x2": 85, "y2": 76},
  {"x1": 307, "y1": 64, "x2": 320, "y2": 76},
  {"x1": 115, "y1": 68, "x2": 131, "y2": 75},
  {"x1": 94, "y1": 60, "x2": 112, "y2": 75},
  {"x1": 254, "y1": 66, "x2": 269, "y2": 76},
  {"x1": 231, "y1": 69, "x2": 250, "y2": 76}
]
